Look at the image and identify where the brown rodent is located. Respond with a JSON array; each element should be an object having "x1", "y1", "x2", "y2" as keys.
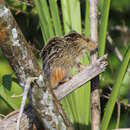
[
  {"x1": 41, "y1": 32, "x2": 97, "y2": 128},
  {"x1": 41, "y1": 32, "x2": 97, "y2": 89},
  {"x1": 42, "y1": 32, "x2": 97, "y2": 88}
]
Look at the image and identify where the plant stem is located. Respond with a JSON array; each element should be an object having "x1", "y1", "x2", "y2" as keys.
[{"x1": 89, "y1": 0, "x2": 101, "y2": 130}]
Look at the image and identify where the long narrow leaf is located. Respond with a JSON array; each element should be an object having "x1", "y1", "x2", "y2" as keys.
[
  {"x1": 61, "y1": 0, "x2": 71, "y2": 34},
  {"x1": 49, "y1": 0, "x2": 63, "y2": 36},
  {"x1": 66, "y1": 0, "x2": 82, "y2": 125},
  {"x1": 85, "y1": 0, "x2": 90, "y2": 37},
  {"x1": 61, "y1": 0, "x2": 83, "y2": 126},
  {"x1": 34, "y1": 0, "x2": 47, "y2": 42},
  {"x1": 68, "y1": 0, "x2": 82, "y2": 33},
  {"x1": 0, "y1": 84, "x2": 21, "y2": 110},
  {"x1": 84, "y1": 0, "x2": 91, "y2": 124},
  {"x1": 98, "y1": 0, "x2": 111, "y2": 56},
  {"x1": 98, "y1": 0, "x2": 104, "y2": 11},
  {"x1": 59, "y1": 0, "x2": 77, "y2": 125},
  {"x1": 39, "y1": 0, "x2": 54, "y2": 39},
  {"x1": 34, "y1": 0, "x2": 54, "y2": 42},
  {"x1": 101, "y1": 45, "x2": 130, "y2": 130}
]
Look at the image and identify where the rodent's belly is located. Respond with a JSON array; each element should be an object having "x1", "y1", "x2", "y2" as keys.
[
  {"x1": 44, "y1": 63, "x2": 72, "y2": 88},
  {"x1": 43, "y1": 54, "x2": 79, "y2": 88}
]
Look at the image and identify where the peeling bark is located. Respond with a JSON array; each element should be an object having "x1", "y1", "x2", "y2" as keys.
[
  {"x1": 0, "y1": 5, "x2": 40, "y2": 84},
  {"x1": 0, "y1": 106, "x2": 40, "y2": 130},
  {"x1": 0, "y1": 4, "x2": 72, "y2": 130},
  {"x1": 89, "y1": 0, "x2": 101, "y2": 130}
]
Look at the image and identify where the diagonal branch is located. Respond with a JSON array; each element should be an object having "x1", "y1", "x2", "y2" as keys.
[
  {"x1": 0, "y1": 55, "x2": 108, "y2": 130},
  {"x1": 54, "y1": 54, "x2": 107, "y2": 100}
]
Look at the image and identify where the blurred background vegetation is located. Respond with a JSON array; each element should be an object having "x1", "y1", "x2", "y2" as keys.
[{"x1": 0, "y1": 0, "x2": 129, "y2": 130}]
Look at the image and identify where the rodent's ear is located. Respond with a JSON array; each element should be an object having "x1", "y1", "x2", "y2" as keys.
[
  {"x1": 70, "y1": 30, "x2": 77, "y2": 33},
  {"x1": 64, "y1": 32, "x2": 85, "y2": 43},
  {"x1": 64, "y1": 32, "x2": 81, "y2": 39}
]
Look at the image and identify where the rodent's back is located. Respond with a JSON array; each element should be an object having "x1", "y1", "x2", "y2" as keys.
[
  {"x1": 41, "y1": 32, "x2": 97, "y2": 88},
  {"x1": 41, "y1": 37, "x2": 77, "y2": 88}
]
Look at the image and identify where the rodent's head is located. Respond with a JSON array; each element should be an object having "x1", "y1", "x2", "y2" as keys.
[{"x1": 64, "y1": 32, "x2": 97, "y2": 53}]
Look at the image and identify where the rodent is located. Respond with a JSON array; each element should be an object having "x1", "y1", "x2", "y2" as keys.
[
  {"x1": 41, "y1": 32, "x2": 97, "y2": 128},
  {"x1": 41, "y1": 32, "x2": 97, "y2": 89}
]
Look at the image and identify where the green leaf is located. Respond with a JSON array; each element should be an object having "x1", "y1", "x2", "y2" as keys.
[
  {"x1": 0, "y1": 83, "x2": 21, "y2": 110},
  {"x1": 101, "y1": 45, "x2": 130, "y2": 130},
  {"x1": 34, "y1": 0, "x2": 54, "y2": 42},
  {"x1": 98, "y1": 0, "x2": 104, "y2": 11},
  {"x1": 61, "y1": 0, "x2": 91, "y2": 127},
  {"x1": 68, "y1": 0, "x2": 82, "y2": 33},
  {"x1": 85, "y1": 0, "x2": 90, "y2": 37},
  {"x1": 61, "y1": 0, "x2": 71, "y2": 34},
  {"x1": 99, "y1": 0, "x2": 111, "y2": 56},
  {"x1": 2, "y1": 74, "x2": 12, "y2": 90},
  {"x1": 48, "y1": 0, "x2": 63, "y2": 36}
]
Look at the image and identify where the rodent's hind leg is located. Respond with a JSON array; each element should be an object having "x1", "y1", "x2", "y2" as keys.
[
  {"x1": 59, "y1": 76, "x2": 71, "y2": 84},
  {"x1": 50, "y1": 67, "x2": 67, "y2": 89}
]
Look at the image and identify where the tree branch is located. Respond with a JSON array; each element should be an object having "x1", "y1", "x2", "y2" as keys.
[
  {"x1": 54, "y1": 54, "x2": 107, "y2": 100},
  {"x1": 0, "y1": 3, "x2": 72, "y2": 130},
  {"x1": 0, "y1": 54, "x2": 107, "y2": 129},
  {"x1": 0, "y1": 106, "x2": 40, "y2": 130}
]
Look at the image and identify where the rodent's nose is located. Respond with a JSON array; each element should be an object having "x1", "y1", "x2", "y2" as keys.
[{"x1": 95, "y1": 47, "x2": 98, "y2": 52}]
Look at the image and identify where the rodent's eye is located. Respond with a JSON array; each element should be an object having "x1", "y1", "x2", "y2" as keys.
[{"x1": 86, "y1": 38, "x2": 90, "y2": 42}]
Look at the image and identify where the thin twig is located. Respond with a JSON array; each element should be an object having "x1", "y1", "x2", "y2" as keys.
[
  {"x1": 116, "y1": 101, "x2": 121, "y2": 129},
  {"x1": 107, "y1": 33, "x2": 123, "y2": 61},
  {"x1": 102, "y1": 94, "x2": 130, "y2": 108}
]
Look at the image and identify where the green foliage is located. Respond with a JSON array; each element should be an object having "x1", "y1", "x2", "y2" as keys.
[
  {"x1": 0, "y1": 0, "x2": 130, "y2": 129},
  {"x1": 0, "y1": 59, "x2": 23, "y2": 113},
  {"x1": 111, "y1": 0, "x2": 130, "y2": 12},
  {"x1": 68, "y1": 0, "x2": 82, "y2": 33},
  {"x1": 2, "y1": 74, "x2": 12, "y2": 90},
  {"x1": 101, "y1": 45, "x2": 130, "y2": 130},
  {"x1": 48, "y1": 0, "x2": 63, "y2": 36},
  {"x1": 85, "y1": 0, "x2": 90, "y2": 37},
  {"x1": 61, "y1": 0, "x2": 71, "y2": 34},
  {"x1": 34, "y1": 0, "x2": 90, "y2": 129},
  {"x1": 99, "y1": 0, "x2": 111, "y2": 56},
  {"x1": 6, "y1": 0, "x2": 33, "y2": 13},
  {"x1": 34, "y1": 0, "x2": 54, "y2": 42},
  {"x1": 0, "y1": 80, "x2": 23, "y2": 110}
]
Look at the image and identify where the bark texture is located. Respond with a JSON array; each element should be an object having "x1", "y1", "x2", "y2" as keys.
[
  {"x1": 89, "y1": 0, "x2": 101, "y2": 130},
  {"x1": 0, "y1": 4, "x2": 72, "y2": 130}
]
